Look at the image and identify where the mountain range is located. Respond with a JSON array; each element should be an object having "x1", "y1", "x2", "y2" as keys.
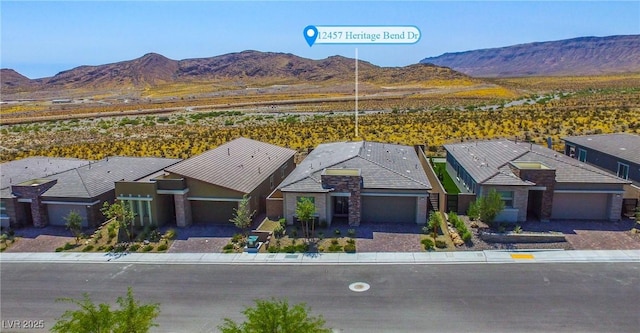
[
  {"x1": 1, "y1": 51, "x2": 471, "y2": 95},
  {"x1": 420, "y1": 35, "x2": 640, "y2": 77},
  {"x1": 2, "y1": 35, "x2": 639, "y2": 96}
]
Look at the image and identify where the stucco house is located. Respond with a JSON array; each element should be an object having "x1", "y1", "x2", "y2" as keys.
[
  {"x1": 115, "y1": 137, "x2": 296, "y2": 227},
  {"x1": 444, "y1": 140, "x2": 630, "y2": 222},
  {"x1": 1, "y1": 156, "x2": 179, "y2": 228},
  {"x1": 268, "y1": 141, "x2": 431, "y2": 226}
]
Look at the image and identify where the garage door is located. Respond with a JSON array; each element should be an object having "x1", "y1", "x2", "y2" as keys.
[
  {"x1": 191, "y1": 200, "x2": 237, "y2": 224},
  {"x1": 361, "y1": 196, "x2": 416, "y2": 223},
  {"x1": 47, "y1": 205, "x2": 89, "y2": 227},
  {"x1": 551, "y1": 193, "x2": 608, "y2": 220}
]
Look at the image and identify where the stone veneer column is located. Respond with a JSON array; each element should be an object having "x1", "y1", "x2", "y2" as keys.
[
  {"x1": 321, "y1": 174, "x2": 362, "y2": 226},
  {"x1": 11, "y1": 179, "x2": 57, "y2": 228},
  {"x1": 510, "y1": 166, "x2": 556, "y2": 222},
  {"x1": 608, "y1": 193, "x2": 623, "y2": 221},
  {"x1": 174, "y1": 193, "x2": 192, "y2": 227}
]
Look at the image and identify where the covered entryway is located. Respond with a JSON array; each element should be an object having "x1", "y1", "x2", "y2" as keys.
[
  {"x1": 47, "y1": 204, "x2": 89, "y2": 227},
  {"x1": 552, "y1": 192, "x2": 608, "y2": 220},
  {"x1": 191, "y1": 200, "x2": 238, "y2": 224},
  {"x1": 361, "y1": 196, "x2": 416, "y2": 223}
]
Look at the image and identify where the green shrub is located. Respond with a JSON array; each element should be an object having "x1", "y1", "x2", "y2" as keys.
[
  {"x1": 347, "y1": 229, "x2": 356, "y2": 237},
  {"x1": 108, "y1": 230, "x2": 117, "y2": 240},
  {"x1": 82, "y1": 245, "x2": 94, "y2": 252},
  {"x1": 317, "y1": 232, "x2": 324, "y2": 240},
  {"x1": 148, "y1": 229, "x2": 161, "y2": 242},
  {"x1": 97, "y1": 245, "x2": 106, "y2": 251},
  {"x1": 334, "y1": 229, "x2": 341, "y2": 236},
  {"x1": 129, "y1": 244, "x2": 140, "y2": 251},
  {"x1": 105, "y1": 245, "x2": 114, "y2": 252},
  {"x1": 513, "y1": 225, "x2": 523, "y2": 234},
  {"x1": 113, "y1": 243, "x2": 127, "y2": 252},
  {"x1": 327, "y1": 244, "x2": 343, "y2": 252},
  {"x1": 461, "y1": 230, "x2": 472, "y2": 243},
  {"x1": 55, "y1": 247, "x2": 64, "y2": 252},
  {"x1": 344, "y1": 243, "x2": 356, "y2": 253},
  {"x1": 421, "y1": 238, "x2": 435, "y2": 250},
  {"x1": 157, "y1": 243, "x2": 168, "y2": 251},
  {"x1": 273, "y1": 224, "x2": 284, "y2": 238},
  {"x1": 468, "y1": 201, "x2": 480, "y2": 221},
  {"x1": 223, "y1": 243, "x2": 234, "y2": 251},
  {"x1": 347, "y1": 238, "x2": 356, "y2": 245},
  {"x1": 164, "y1": 228, "x2": 177, "y2": 240},
  {"x1": 330, "y1": 239, "x2": 339, "y2": 245},
  {"x1": 63, "y1": 242, "x2": 74, "y2": 250},
  {"x1": 435, "y1": 239, "x2": 447, "y2": 249},
  {"x1": 142, "y1": 244, "x2": 154, "y2": 252},
  {"x1": 278, "y1": 218, "x2": 287, "y2": 229},
  {"x1": 231, "y1": 234, "x2": 243, "y2": 243}
]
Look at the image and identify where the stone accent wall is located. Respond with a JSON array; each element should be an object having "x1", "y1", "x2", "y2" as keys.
[
  {"x1": 321, "y1": 175, "x2": 362, "y2": 226},
  {"x1": 509, "y1": 166, "x2": 556, "y2": 221},
  {"x1": 174, "y1": 193, "x2": 192, "y2": 227},
  {"x1": 415, "y1": 196, "x2": 428, "y2": 224},
  {"x1": 11, "y1": 179, "x2": 57, "y2": 227},
  {"x1": 608, "y1": 193, "x2": 624, "y2": 221}
]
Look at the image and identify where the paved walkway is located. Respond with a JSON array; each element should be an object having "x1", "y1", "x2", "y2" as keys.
[{"x1": 1, "y1": 250, "x2": 638, "y2": 265}]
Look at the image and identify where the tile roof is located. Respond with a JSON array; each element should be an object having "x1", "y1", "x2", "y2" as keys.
[
  {"x1": 279, "y1": 141, "x2": 431, "y2": 192},
  {"x1": 165, "y1": 137, "x2": 296, "y2": 193},
  {"x1": 1, "y1": 157, "x2": 91, "y2": 198},
  {"x1": 562, "y1": 133, "x2": 640, "y2": 165},
  {"x1": 40, "y1": 156, "x2": 181, "y2": 199},
  {"x1": 445, "y1": 140, "x2": 629, "y2": 186}
]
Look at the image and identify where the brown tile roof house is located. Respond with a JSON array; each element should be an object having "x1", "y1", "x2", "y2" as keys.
[
  {"x1": 271, "y1": 141, "x2": 431, "y2": 226},
  {"x1": 444, "y1": 140, "x2": 630, "y2": 222},
  {"x1": 116, "y1": 137, "x2": 296, "y2": 226},
  {"x1": 1, "y1": 156, "x2": 180, "y2": 228}
]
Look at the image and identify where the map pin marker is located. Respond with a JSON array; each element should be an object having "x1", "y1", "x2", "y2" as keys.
[{"x1": 304, "y1": 25, "x2": 318, "y2": 47}]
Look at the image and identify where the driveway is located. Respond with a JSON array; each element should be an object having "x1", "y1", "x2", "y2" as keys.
[
  {"x1": 4, "y1": 226, "x2": 74, "y2": 252},
  {"x1": 521, "y1": 219, "x2": 640, "y2": 250}
]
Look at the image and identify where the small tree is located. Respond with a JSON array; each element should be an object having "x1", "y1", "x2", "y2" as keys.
[
  {"x1": 427, "y1": 211, "x2": 441, "y2": 240},
  {"x1": 479, "y1": 189, "x2": 505, "y2": 228},
  {"x1": 101, "y1": 200, "x2": 136, "y2": 242},
  {"x1": 467, "y1": 200, "x2": 480, "y2": 221},
  {"x1": 219, "y1": 298, "x2": 331, "y2": 333},
  {"x1": 296, "y1": 197, "x2": 316, "y2": 240},
  {"x1": 230, "y1": 194, "x2": 255, "y2": 236},
  {"x1": 52, "y1": 287, "x2": 159, "y2": 333},
  {"x1": 64, "y1": 210, "x2": 83, "y2": 244}
]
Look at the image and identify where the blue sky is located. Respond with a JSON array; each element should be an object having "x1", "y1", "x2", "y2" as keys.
[{"x1": 1, "y1": 1, "x2": 638, "y2": 79}]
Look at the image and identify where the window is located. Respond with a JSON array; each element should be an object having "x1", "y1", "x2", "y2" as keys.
[
  {"x1": 281, "y1": 162, "x2": 288, "y2": 178},
  {"x1": 498, "y1": 191, "x2": 514, "y2": 208},
  {"x1": 568, "y1": 145, "x2": 576, "y2": 158},
  {"x1": 578, "y1": 148, "x2": 587, "y2": 162},
  {"x1": 617, "y1": 162, "x2": 629, "y2": 180},
  {"x1": 269, "y1": 174, "x2": 274, "y2": 189},
  {"x1": 0, "y1": 201, "x2": 7, "y2": 218}
]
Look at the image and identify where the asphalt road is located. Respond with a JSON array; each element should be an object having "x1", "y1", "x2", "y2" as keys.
[{"x1": 1, "y1": 262, "x2": 638, "y2": 332}]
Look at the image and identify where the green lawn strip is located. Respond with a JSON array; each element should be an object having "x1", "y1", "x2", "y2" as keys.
[{"x1": 433, "y1": 162, "x2": 460, "y2": 194}]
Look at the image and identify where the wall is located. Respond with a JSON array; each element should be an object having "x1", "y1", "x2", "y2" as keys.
[
  {"x1": 480, "y1": 185, "x2": 529, "y2": 222},
  {"x1": 567, "y1": 143, "x2": 640, "y2": 184},
  {"x1": 282, "y1": 192, "x2": 328, "y2": 226},
  {"x1": 321, "y1": 174, "x2": 362, "y2": 226}
]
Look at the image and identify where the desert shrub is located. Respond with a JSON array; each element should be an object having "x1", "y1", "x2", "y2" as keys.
[
  {"x1": 148, "y1": 229, "x2": 161, "y2": 242},
  {"x1": 290, "y1": 229, "x2": 298, "y2": 238},
  {"x1": 82, "y1": 245, "x2": 94, "y2": 252},
  {"x1": 63, "y1": 242, "x2": 74, "y2": 250},
  {"x1": 330, "y1": 239, "x2": 339, "y2": 245},
  {"x1": 231, "y1": 234, "x2": 243, "y2": 243},
  {"x1": 157, "y1": 243, "x2": 168, "y2": 251},
  {"x1": 334, "y1": 229, "x2": 341, "y2": 236},
  {"x1": 344, "y1": 243, "x2": 356, "y2": 253},
  {"x1": 97, "y1": 245, "x2": 106, "y2": 251},
  {"x1": 461, "y1": 230, "x2": 472, "y2": 243},
  {"x1": 113, "y1": 243, "x2": 127, "y2": 252},
  {"x1": 223, "y1": 243, "x2": 234, "y2": 251},
  {"x1": 142, "y1": 244, "x2": 154, "y2": 252},
  {"x1": 347, "y1": 229, "x2": 356, "y2": 237},
  {"x1": 273, "y1": 224, "x2": 284, "y2": 238},
  {"x1": 435, "y1": 239, "x2": 447, "y2": 249},
  {"x1": 164, "y1": 228, "x2": 177, "y2": 240},
  {"x1": 468, "y1": 201, "x2": 480, "y2": 221},
  {"x1": 346, "y1": 238, "x2": 355, "y2": 245},
  {"x1": 55, "y1": 247, "x2": 64, "y2": 252},
  {"x1": 327, "y1": 244, "x2": 343, "y2": 252},
  {"x1": 513, "y1": 225, "x2": 523, "y2": 234},
  {"x1": 317, "y1": 232, "x2": 324, "y2": 240},
  {"x1": 421, "y1": 238, "x2": 435, "y2": 250},
  {"x1": 129, "y1": 244, "x2": 140, "y2": 251},
  {"x1": 105, "y1": 245, "x2": 114, "y2": 252}
]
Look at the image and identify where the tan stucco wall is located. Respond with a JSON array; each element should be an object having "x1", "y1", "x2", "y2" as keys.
[{"x1": 283, "y1": 192, "x2": 328, "y2": 226}]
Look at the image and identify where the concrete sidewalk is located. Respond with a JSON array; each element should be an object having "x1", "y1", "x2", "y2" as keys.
[{"x1": 1, "y1": 250, "x2": 638, "y2": 265}]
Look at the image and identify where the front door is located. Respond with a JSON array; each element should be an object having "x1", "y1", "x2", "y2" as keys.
[{"x1": 334, "y1": 196, "x2": 349, "y2": 216}]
